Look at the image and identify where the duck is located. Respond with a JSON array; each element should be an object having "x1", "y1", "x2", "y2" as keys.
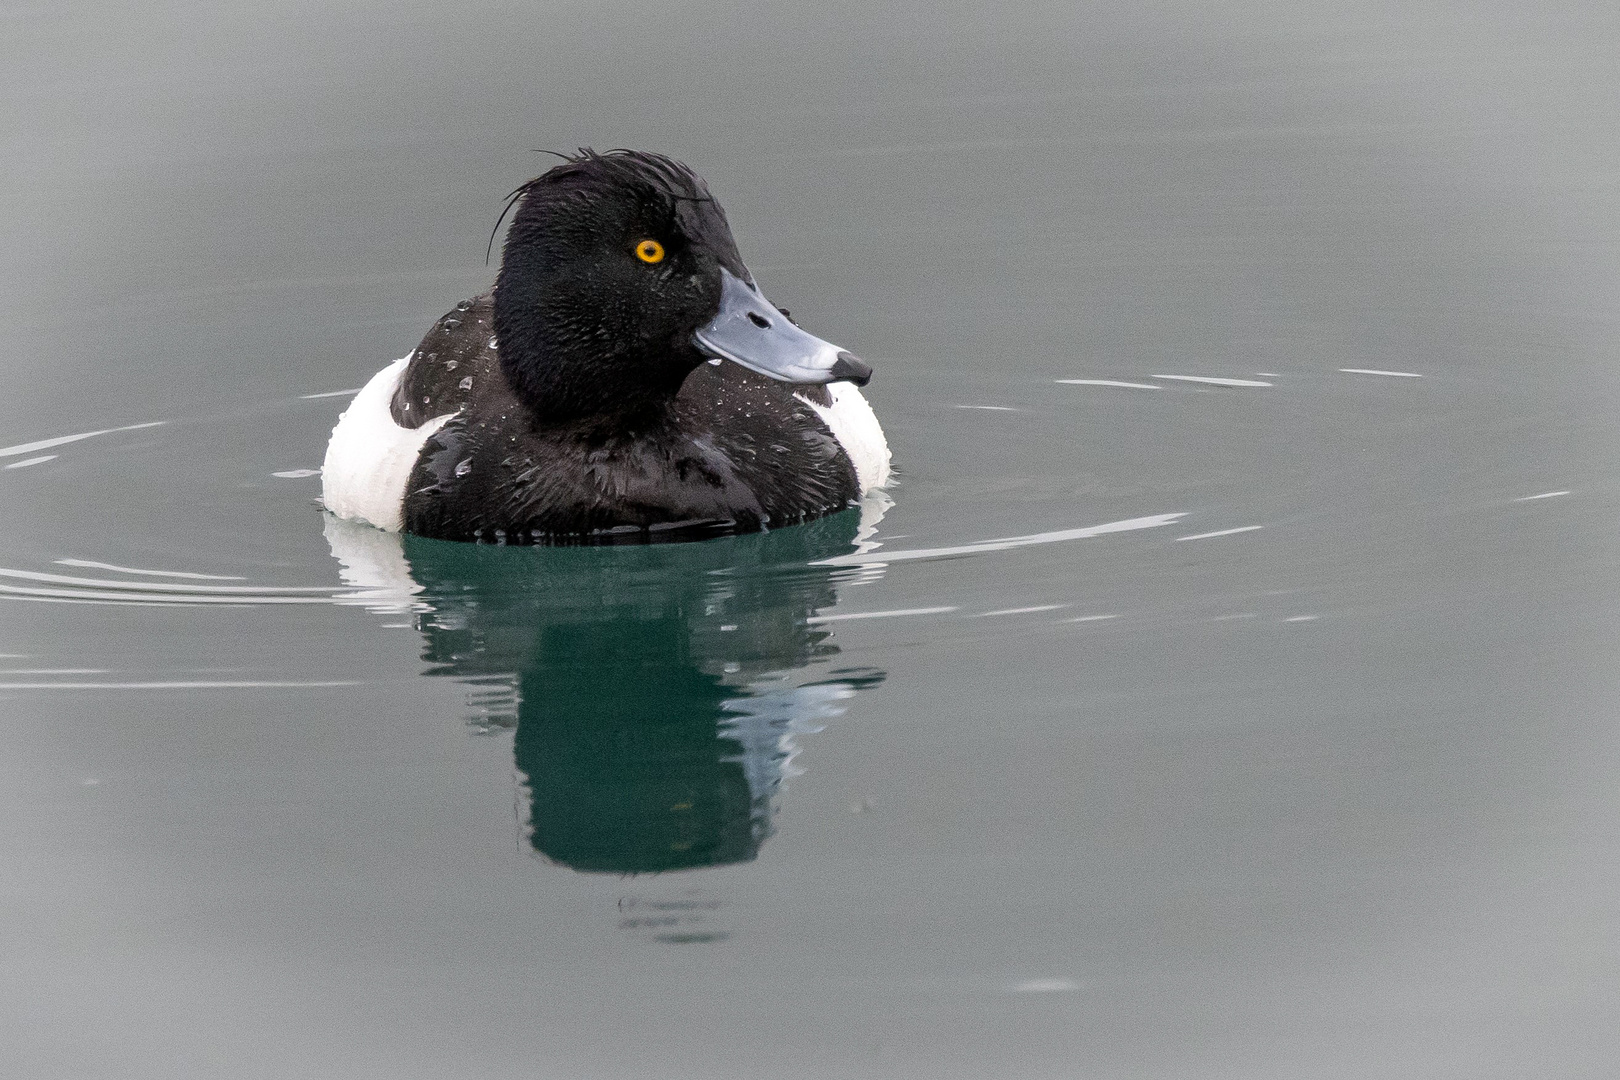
[{"x1": 322, "y1": 149, "x2": 890, "y2": 544}]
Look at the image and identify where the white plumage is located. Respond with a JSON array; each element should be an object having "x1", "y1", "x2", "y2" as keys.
[
  {"x1": 321, "y1": 355, "x2": 455, "y2": 532},
  {"x1": 800, "y1": 382, "x2": 892, "y2": 494}
]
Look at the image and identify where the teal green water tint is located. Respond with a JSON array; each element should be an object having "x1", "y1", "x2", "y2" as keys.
[{"x1": 399, "y1": 516, "x2": 883, "y2": 873}]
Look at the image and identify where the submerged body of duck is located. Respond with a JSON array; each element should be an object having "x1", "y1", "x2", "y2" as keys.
[{"x1": 323, "y1": 150, "x2": 889, "y2": 544}]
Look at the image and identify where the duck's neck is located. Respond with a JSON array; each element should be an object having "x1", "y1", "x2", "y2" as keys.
[{"x1": 492, "y1": 287, "x2": 703, "y2": 429}]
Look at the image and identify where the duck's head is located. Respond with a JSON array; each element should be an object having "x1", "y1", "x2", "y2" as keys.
[{"x1": 491, "y1": 148, "x2": 871, "y2": 425}]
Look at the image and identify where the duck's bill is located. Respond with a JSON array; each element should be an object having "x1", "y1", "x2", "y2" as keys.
[{"x1": 693, "y1": 269, "x2": 872, "y2": 386}]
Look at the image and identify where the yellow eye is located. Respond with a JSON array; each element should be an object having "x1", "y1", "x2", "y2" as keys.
[{"x1": 634, "y1": 239, "x2": 665, "y2": 264}]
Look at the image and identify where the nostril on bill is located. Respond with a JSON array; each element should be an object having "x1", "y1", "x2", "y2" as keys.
[
  {"x1": 747, "y1": 311, "x2": 772, "y2": 329},
  {"x1": 830, "y1": 351, "x2": 873, "y2": 387}
]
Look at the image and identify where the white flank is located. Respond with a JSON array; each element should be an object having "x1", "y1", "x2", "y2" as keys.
[
  {"x1": 800, "y1": 382, "x2": 892, "y2": 493},
  {"x1": 321, "y1": 355, "x2": 455, "y2": 532}
]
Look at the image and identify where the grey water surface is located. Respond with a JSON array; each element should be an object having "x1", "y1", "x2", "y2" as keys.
[{"x1": 4, "y1": 2, "x2": 1619, "y2": 1077}]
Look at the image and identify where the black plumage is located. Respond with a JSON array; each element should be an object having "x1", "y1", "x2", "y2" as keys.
[{"x1": 389, "y1": 150, "x2": 862, "y2": 544}]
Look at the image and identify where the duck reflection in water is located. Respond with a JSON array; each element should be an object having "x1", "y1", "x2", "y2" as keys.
[{"x1": 325, "y1": 505, "x2": 888, "y2": 874}]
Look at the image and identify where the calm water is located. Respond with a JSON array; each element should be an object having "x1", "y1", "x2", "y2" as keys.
[{"x1": 5, "y1": 3, "x2": 1619, "y2": 1076}]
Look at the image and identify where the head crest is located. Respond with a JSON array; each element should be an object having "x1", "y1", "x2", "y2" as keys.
[{"x1": 486, "y1": 148, "x2": 714, "y2": 264}]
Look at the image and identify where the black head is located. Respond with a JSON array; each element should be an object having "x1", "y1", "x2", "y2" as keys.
[{"x1": 492, "y1": 149, "x2": 750, "y2": 425}]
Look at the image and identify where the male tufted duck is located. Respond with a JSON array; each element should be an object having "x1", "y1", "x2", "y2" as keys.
[{"x1": 322, "y1": 149, "x2": 890, "y2": 544}]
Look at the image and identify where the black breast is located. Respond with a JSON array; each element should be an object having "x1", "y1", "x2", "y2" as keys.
[{"x1": 395, "y1": 302, "x2": 859, "y2": 544}]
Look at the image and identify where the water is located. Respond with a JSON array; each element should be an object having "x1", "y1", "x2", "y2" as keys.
[{"x1": 5, "y1": 2, "x2": 1619, "y2": 1076}]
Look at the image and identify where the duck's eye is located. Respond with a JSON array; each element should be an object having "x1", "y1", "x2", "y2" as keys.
[{"x1": 634, "y1": 239, "x2": 665, "y2": 264}]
